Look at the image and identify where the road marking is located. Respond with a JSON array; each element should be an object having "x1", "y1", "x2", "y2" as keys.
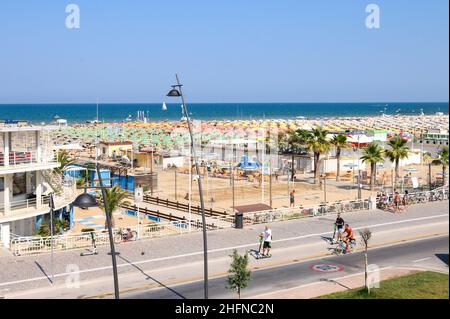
[
  {"x1": 0, "y1": 214, "x2": 448, "y2": 288},
  {"x1": 412, "y1": 257, "x2": 431, "y2": 263}
]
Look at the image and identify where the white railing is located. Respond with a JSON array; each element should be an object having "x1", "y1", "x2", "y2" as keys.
[
  {"x1": 0, "y1": 151, "x2": 57, "y2": 167},
  {"x1": 0, "y1": 197, "x2": 46, "y2": 215},
  {"x1": 376, "y1": 186, "x2": 449, "y2": 209},
  {"x1": 0, "y1": 184, "x2": 75, "y2": 215},
  {"x1": 11, "y1": 220, "x2": 197, "y2": 256},
  {"x1": 241, "y1": 199, "x2": 372, "y2": 226}
]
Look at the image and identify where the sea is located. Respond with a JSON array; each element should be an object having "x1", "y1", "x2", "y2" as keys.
[{"x1": 0, "y1": 102, "x2": 448, "y2": 124}]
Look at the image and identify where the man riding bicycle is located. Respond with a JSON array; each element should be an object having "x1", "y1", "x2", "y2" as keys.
[{"x1": 343, "y1": 224, "x2": 355, "y2": 253}]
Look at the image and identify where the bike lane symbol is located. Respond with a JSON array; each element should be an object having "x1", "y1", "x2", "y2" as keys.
[{"x1": 310, "y1": 264, "x2": 344, "y2": 273}]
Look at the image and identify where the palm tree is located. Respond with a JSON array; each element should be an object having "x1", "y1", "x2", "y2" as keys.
[
  {"x1": 302, "y1": 128, "x2": 330, "y2": 184},
  {"x1": 98, "y1": 185, "x2": 130, "y2": 229},
  {"x1": 385, "y1": 135, "x2": 409, "y2": 180},
  {"x1": 361, "y1": 144, "x2": 384, "y2": 191},
  {"x1": 279, "y1": 130, "x2": 308, "y2": 181},
  {"x1": 331, "y1": 134, "x2": 349, "y2": 182},
  {"x1": 432, "y1": 146, "x2": 449, "y2": 186},
  {"x1": 54, "y1": 150, "x2": 75, "y2": 176}
]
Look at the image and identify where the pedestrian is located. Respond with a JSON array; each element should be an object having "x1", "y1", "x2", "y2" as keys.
[
  {"x1": 334, "y1": 213, "x2": 345, "y2": 242},
  {"x1": 394, "y1": 191, "x2": 401, "y2": 213},
  {"x1": 289, "y1": 190, "x2": 295, "y2": 207},
  {"x1": 262, "y1": 225, "x2": 272, "y2": 257},
  {"x1": 403, "y1": 190, "x2": 409, "y2": 210}
]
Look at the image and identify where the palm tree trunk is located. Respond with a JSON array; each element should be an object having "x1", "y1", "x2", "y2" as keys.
[
  {"x1": 371, "y1": 163, "x2": 376, "y2": 191},
  {"x1": 314, "y1": 153, "x2": 320, "y2": 184},
  {"x1": 443, "y1": 165, "x2": 447, "y2": 186},
  {"x1": 336, "y1": 148, "x2": 341, "y2": 182},
  {"x1": 291, "y1": 154, "x2": 295, "y2": 181},
  {"x1": 395, "y1": 159, "x2": 400, "y2": 179}
]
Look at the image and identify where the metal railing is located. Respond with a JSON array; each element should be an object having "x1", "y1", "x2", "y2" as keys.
[
  {"x1": 241, "y1": 199, "x2": 371, "y2": 226},
  {"x1": 0, "y1": 151, "x2": 57, "y2": 167},
  {"x1": 0, "y1": 184, "x2": 76, "y2": 215},
  {"x1": 376, "y1": 186, "x2": 449, "y2": 209}
]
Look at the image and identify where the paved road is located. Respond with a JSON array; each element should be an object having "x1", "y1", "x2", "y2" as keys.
[
  {"x1": 0, "y1": 201, "x2": 448, "y2": 298},
  {"x1": 124, "y1": 235, "x2": 449, "y2": 299}
]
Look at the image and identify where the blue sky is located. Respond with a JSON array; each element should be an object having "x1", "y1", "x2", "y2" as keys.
[{"x1": 0, "y1": 0, "x2": 448, "y2": 103}]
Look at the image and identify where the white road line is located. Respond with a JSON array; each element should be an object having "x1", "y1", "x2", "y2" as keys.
[
  {"x1": 0, "y1": 213, "x2": 448, "y2": 288},
  {"x1": 412, "y1": 257, "x2": 431, "y2": 263}
]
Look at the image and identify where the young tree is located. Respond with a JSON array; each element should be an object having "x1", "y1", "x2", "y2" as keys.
[
  {"x1": 359, "y1": 229, "x2": 372, "y2": 294},
  {"x1": 226, "y1": 249, "x2": 251, "y2": 299},
  {"x1": 331, "y1": 134, "x2": 349, "y2": 182},
  {"x1": 385, "y1": 135, "x2": 409, "y2": 180},
  {"x1": 361, "y1": 144, "x2": 384, "y2": 191},
  {"x1": 432, "y1": 146, "x2": 449, "y2": 186},
  {"x1": 97, "y1": 185, "x2": 130, "y2": 229}
]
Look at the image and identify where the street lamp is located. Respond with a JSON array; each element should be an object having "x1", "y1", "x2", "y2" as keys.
[
  {"x1": 167, "y1": 74, "x2": 209, "y2": 299},
  {"x1": 72, "y1": 162, "x2": 120, "y2": 299}
]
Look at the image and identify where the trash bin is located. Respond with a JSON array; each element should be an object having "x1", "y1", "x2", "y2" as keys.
[{"x1": 235, "y1": 213, "x2": 244, "y2": 229}]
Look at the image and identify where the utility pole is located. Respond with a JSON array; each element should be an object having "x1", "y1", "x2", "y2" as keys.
[
  {"x1": 231, "y1": 162, "x2": 235, "y2": 209},
  {"x1": 174, "y1": 170, "x2": 177, "y2": 201},
  {"x1": 269, "y1": 160, "x2": 273, "y2": 208}
]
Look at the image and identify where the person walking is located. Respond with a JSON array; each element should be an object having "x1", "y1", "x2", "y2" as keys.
[
  {"x1": 394, "y1": 191, "x2": 402, "y2": 213},
  {"x1": 262, "y1": 225, "x2": 272, "y2": 257},
  {"x1": 403, "y1": 190, "x2": 409, "y2": 210},
  {"x1": 289, "y1": 190, "x2": 296, "y2": 207},
  {"x1": 334, "y1": 213, "x2": 345, "y2": 243}
]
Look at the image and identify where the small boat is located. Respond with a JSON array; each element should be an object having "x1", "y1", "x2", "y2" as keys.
[{"x1": 162, "y1": 102, "x2": 167, "y2": 111}]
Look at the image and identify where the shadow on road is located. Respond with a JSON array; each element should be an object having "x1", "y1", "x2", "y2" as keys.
[
  {"x1": 34, "y1": 261, "x2": 53, "y2": 284},
  {"x1": 117, "y1": 255, "x2": 186, "y2": 299},
  {"x1": 319, "y1": 278, "x2": 352, "y2": 290}
]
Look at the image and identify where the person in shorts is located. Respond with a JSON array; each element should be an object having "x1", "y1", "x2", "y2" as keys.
[
  {"x1": 335, "y1": 213, "x2": 345, "y2": 242},
  {"x1": 262, "y1": 226, "x2": 272, "y2": 256},
  {"x1": 290, "y1": 190, "x2": 295, "y2": 207}
]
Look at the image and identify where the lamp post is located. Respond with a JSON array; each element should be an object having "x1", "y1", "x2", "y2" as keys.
[
  {"x1": 49, "y1": 193, "x2": 55, "y2": 284},
  {"x1": 167, "y1": 74, "x2": 209, "y2": 299},
  {"x1": 72, "y1": 162, "x2": 120, "y2": 299}
]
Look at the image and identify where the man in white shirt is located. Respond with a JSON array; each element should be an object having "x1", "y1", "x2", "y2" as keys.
[{"x1": 262, "y1": 226, "x2": 272, "y2": 256}]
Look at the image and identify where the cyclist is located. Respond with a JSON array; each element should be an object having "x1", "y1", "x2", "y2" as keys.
[
  {"x1": 343, "y1": 224, "x2": 355, "y2": 253},
  {"x1": 334, "y1": 213, "x2": 345, "y2": 243}
]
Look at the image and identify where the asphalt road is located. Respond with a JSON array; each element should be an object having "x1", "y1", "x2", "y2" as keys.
[{"x1": 124, "y1": 235, "x2": 449, "y2": 299}]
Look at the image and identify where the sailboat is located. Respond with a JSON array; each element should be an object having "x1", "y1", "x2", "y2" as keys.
[{"x1": 162, "y1": 102, "x2": 167, "y2": 111}]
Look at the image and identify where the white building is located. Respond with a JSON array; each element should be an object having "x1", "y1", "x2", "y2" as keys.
[{"x1": 0, "y1": 124, "x2": 76, "y2": 248}]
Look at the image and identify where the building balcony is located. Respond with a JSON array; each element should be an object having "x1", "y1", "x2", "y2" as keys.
[
  {"x1": 0, "y1": 151, "x2": 58, "y2": 174},
  {"x1": 0, "y1": 184, "x2": 76, "y2": 223}
]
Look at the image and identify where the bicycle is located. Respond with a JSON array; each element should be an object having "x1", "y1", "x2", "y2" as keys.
[
  {"x1": 114, "y1": 228, "x2": 138, "y2": 244},
  {"x1": 331, "y1": 238, "x2": 356, "y2": 255}
]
